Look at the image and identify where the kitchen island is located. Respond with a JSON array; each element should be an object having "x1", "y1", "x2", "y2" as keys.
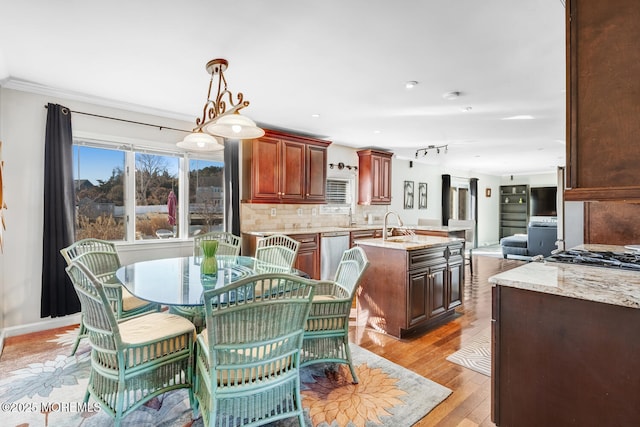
[
  {"x1": 355, "y1": 235, "x2": 464, "y2": 338},
  {"x1": 489, "y1": 245, "x2": 640, "y2": 427}
]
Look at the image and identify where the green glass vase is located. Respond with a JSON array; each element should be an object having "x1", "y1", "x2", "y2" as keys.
[{"x1": 200, "y1": 240, "x2": 219, "y2": 276}]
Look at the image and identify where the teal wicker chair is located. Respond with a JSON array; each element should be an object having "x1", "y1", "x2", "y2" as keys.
[
  {"x1": 170, "y1": 232, "x2": 243, "y2": 330},
  {"x1": 254, "y1": 234, "x2": 300, "y2": 273},
  {"x1": 194, "y1": 273, "x2": 315, "y2": 427},
  {"x1": 193, "y1": 231, "x2": 242, "y2": 257},
  {"x1": 61, "y1": 239, "x2": 160, "y2": 355},
  {"x1": 66, "y1": 261, "x2": 196, "y2": 427},
  {"x1": 301, "y1": 246, "x2": 369, "y2": 383}
]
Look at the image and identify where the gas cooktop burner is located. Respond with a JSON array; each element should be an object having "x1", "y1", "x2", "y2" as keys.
[{"x1": 546, "y1": 250, "x2": 640, "y2": 271}]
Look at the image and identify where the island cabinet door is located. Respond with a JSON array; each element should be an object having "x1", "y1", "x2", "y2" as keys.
[
  {"x1": 447, "y1": 260, "x2": 463, "y2": 309},
  {"x1": 407, "y1": 268, "x2": 428, "y2": 327},
  {"x1": 428, "y1": 264, "x2": 447, "y2": 318}
]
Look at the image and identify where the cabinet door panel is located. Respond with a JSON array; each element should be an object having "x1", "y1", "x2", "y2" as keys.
[
  {"x1": 408, "y1": 269, "x2": 428, "y2": 327},
  {"x1": 306, "y1": 144, "x2": 327, "y2": 201},
  {"x1": 280, "y1": 140, "x2": 305, "y2": 201},
  {"x1": 448, "y1": 261, "x2": 463, "y2": 309},
  {"x1": 372, "y1": 155, "x2": 382, "y2": 201},
  {"x1": 380, "y1": 156, "x2": 392, "y2": 202},
  {"x1": 429, "y1": 265, "x2": 447, "y2": 318},
  {"x1": 251, "y1": 137, "x2": 281, "y2": 201}
]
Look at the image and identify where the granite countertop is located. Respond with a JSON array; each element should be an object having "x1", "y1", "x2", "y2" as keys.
[
  {"x1": 242, "y1": 224, "x2": 469, "y2": 237},
  {"x1": 489, "y1": 245, "x2": 640, "y2": 309},
  {"x1": 354, "y1": 235, "x2": 463, "y2": 251},
  {"x1": 242, "y1": 225, "x2": 383, "y2": 236}
]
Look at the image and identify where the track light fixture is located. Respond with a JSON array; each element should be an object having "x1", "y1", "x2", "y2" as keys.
[
  {"x1": 178, "y1": 58, "x2": 265, "y2": 151},
  {"x1": 415, "y1": 144, "x2": 448, "y2": 158}
]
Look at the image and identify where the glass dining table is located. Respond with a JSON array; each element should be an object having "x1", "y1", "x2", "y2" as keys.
[{"x1": 115, "y1": 255, "x2": 306, "y2": 307}]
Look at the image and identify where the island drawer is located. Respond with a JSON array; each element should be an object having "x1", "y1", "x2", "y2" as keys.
[{"x1": 408, "y1": 247, "x2": 447, "y2": 270}]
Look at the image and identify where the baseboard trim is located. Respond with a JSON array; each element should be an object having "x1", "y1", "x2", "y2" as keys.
[
  {"x1": 0, "y1": 329, "x2": 5, "y2": 356},
  {"x1": 2, "y1": 314, "x2": 81, "y2": 338}
]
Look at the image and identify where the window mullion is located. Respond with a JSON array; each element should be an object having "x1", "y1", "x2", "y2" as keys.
[{"x1": 125, "y1": 151, "x2": 137, "y2": 242}]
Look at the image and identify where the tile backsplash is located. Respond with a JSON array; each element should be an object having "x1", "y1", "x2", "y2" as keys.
[{"x1": 240, "y1": 203, "x2": 389, "y2": 232}]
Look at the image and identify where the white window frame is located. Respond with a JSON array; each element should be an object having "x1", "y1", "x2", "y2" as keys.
[{"x1": 73, "y1": 132, "x2": 223, "y2": 243}]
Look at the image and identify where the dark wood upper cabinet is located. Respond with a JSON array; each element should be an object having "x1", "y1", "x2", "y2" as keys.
[
  {"x1": 565, "y1": 0, "x2": 640, "y2": 201},
  {"x1": 242, "y1": 130, "x2": 331, "y2": 204},
  {"x1": 357, "y1": 149, "x2": 393, "y2": 205}
]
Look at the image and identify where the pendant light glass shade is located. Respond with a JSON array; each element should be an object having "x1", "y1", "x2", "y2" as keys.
[
  {"x1": 204, "y1": 113, "x2": 265, "y2": 139},
  {"x1": 177, "y1": 132, "x2": 225, "y2": 151}
]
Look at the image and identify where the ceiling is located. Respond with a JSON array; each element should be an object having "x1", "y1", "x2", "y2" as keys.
[{"x1": 0, "y1": 0, "x2": 567, "y2": 176}]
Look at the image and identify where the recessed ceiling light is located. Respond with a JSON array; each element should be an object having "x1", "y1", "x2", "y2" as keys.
[
  {"x1": 442, "y1": 91, "x2": 461, "y2": 100},
  {"x1": 405, "y1": 81, "x2": 418, "y2": 89},
  {"x1": 373, "y1": 130, "x2": 381, "y2": 134},
  {"x1": 461, "y1": 106, "x2": 473, "y2": 112},
  {"x1": 501, "y1": 115, "x2": 535, "y2": 120},
  {"x1": 311, "y1": 114, "x2": 320, "y2": 118}
]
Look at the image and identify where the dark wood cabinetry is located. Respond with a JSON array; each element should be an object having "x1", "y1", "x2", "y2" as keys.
[
  {"x1": 565, "y1": 0, "x2": 640, "y2": 202},
  {"x1": 357, "y1": 149, "x2": 392, "y2": 205},
  {"x1": 564, "y1": 0, "x2": 640, "y2": 244},
  {"x1": 492, "y1": 285, "x2": 640, "y2": 426},
  {"x1": 290, "y1": 233, "x2": 320, "y2": 280},
  {"x1": 242, "y1": 130, "x2": 331, "y2": 204},
  {"x1": 499, "y1": 185, "x2": 528, "y2": 238},
  {"x1": 356, "y1": 242, "x2": 463, "y2": 338},
  {"x1": 240, "y1": 232, "x2": 321, "y2": 280}
]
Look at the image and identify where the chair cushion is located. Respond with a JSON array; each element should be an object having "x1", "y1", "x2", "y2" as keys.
[
  {"x1": 313, "y1": 294, "x2": 337, "y2": 302},
  {"x1": 500, "y1": 235, "x2": 528, "y2": 248},
  {"x1": 121, "y1": 287, "x2": 153, "y2": 312},
  {"x1": 119, "y1": 312, "x2": 195, "y2": 345}
]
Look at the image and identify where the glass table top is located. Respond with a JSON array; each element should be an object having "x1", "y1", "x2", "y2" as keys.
[{"x1": 115, "y1": 255, "x2": 300, "y2": 306}]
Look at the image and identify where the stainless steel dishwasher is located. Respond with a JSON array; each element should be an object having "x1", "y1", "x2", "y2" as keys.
[{"x1": 320, "y1": 231, "x2": 351, "y2": 280}]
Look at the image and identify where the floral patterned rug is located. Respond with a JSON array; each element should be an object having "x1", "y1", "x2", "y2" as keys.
[{"x1": 0, "y1": 326, "x2": 451, "y2": 427}]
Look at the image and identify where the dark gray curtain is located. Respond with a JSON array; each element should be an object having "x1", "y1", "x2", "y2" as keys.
[
  {"x1": 41, "y1": 103, "x2": 79, "y2": 318},
  {"x1": 441, "y1": 174, "x2": 451, "y2": 226},
  {"x1": 470, "y1": 178, "x2": 479, "y2": 247},
  {"x1": 223, "y1": 140, "x2": 240, "y2": 237}
]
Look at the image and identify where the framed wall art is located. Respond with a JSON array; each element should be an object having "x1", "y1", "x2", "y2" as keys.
[
  {"x1": 418, "y1": 182, "x2": 427, "y2": 209},
  {"x1": 404, "y1": 180, "x2": 414, "y2": 209}
]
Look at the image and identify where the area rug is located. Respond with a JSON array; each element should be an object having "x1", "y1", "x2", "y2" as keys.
[
  {"x1": 446, "y1": 331, "x2": 491, "y2": 377},
  {"x1": 0, "y1": 326, "x2": 451, "y2": 427}
]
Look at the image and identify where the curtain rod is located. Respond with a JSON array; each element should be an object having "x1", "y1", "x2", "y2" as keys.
[{"x1": 44, "y1": 105, "x2": 190, "y2": 133}]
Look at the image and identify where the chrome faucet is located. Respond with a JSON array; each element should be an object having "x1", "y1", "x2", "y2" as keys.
[{"x1": 383, "y1": 211, "x2": 404, "y2": 240}]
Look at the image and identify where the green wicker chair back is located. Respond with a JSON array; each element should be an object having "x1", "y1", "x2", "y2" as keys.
[
  {"x1": 300, "y1": 246, "x2": 370, "y2": 383},
  {"x1": 193, "y1": 231, "x2": 242, "y2": 257},
  {"x1": 61, "y1": 239, "x2": 159, "y2": 356},
  {"x1": 66, "y1": 261, "x2": 196, "y2": 427},
  {"x1": 60, "y1": 238, "x2": 119, "y2": 265},
  {"x1": 194, "y1": 273, "x2": 315, "y2": 427},
  {"x1": 254, "y1": 234, "x2": 300, "y2": 272}
]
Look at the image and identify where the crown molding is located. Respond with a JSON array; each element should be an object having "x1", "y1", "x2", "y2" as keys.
[{"x1": 1, "y1": 77, "x2": 194, "y2": 123}]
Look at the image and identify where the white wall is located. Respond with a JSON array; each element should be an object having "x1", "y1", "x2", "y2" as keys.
[
  {"x1": 390, "y1": 157, "x2": 502, "y2": 246},
  {"x1": 0, "y1": 87, "x2": 195, "y2": 331}
]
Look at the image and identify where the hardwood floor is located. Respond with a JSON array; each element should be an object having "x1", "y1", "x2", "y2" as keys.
[{"x1": 350, "y1": 254, "x2": 525, "y2": 427}]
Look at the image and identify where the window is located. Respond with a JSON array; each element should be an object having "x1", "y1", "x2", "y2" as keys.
[
  {"x1": 73, "y1": 145, "x2": 126, "y2": 241},
  {"x1": 72, "y1": 139, "x2": 224, "y2": 242},
  {"x1": 134, "y1": 152, "x2": 180, "y2": 240},
  {"x1": 188, "y1": 159, "x2": 224, "y2": 237}
]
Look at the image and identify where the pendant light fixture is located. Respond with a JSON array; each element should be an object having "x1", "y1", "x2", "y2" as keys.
[{"x1": 177, "y1": 58, "x2": 265, "y2": 151}]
